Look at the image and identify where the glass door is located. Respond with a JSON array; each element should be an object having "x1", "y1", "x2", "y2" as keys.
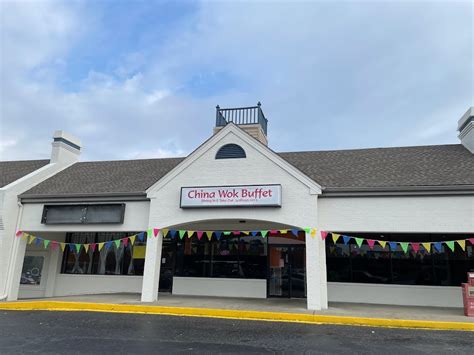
[{"x1": 268, "y1": 245, "x2": 306, "y2": 298}]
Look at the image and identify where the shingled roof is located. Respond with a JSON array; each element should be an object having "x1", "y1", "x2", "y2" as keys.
[
  {"x1": 0, "y1": 160, "x2": 50, "y2": 188},
  {"x1": 19, "y1": 144, "x2": 473, "y2": 199}
]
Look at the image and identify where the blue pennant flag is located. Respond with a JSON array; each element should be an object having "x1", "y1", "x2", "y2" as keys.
[
  {"x1": 434, "y1": 242, "x2": 442, "y2": 252},
  {"x1": 291, "y1": 229, "x2": 300, "y2": 237},
  {"x1": 105, "y1": 241, "x2": 113, "y2": 250},
  {"x1": 137, "y1": 232, "x2": 145, "y2": 242},
  {"x1": 214, "y1": 231, "x2": 222, "y2": 240},
  {"x1": 389, "y1": 242, "x2": 398, "y2": 251},
  {"x1": 169, "y1": 230, "x2": 178, "y2": 239},
  {"x1": 342, "y1": 235, "x2": 350, "y2": 245},
  {"x1": 250, "y1": 231, "x2": 259, "y2": 237},
  {"x1": 35, "y1": 237, "x2": 42, "y2": 246},
  {"x1": 68, "y1": 244, "x2": 75, "y2": 252}
]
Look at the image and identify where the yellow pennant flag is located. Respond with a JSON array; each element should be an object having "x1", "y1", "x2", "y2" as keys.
[
  {"x1": 310, "y1": 228, "x2": 317, "y2": 238},
  {"x1": 279, "y1": 230, "x2": 288, "y2": 234},
  {"x1": 422, "y1": 242, "x2": 431, "y2": 252},
  {"x1": 21, "y1": 233, "x2": 30, "y2": 241},
  {"x1": 59, "y1": 243, "x2": 66, "y2": 252},
  {"x1": 187, "y1": 231, "x2": 195, "y2": 238},
  {"x1": 98, "y1": 242, "x2": 105, "y2": 251},
  {"x1": 28, "y1": 235, "x2": 36, "y2": 244},
  {"x1": 456, "y1": 240, "x2": 466, "y2": 251},
  {"x1": 242, "y1": 231, "x2": 250, "y2": 235},
  {"x1": 84, "y1": 244, "x2": 89, "y2": 253},
  {"x1": 332, "y1": 233, "x2": 340, "y2": 243},
  {"x1": 379, "y1": 240, "x2": 387, "y2": 249},
  {"x1": 129, "y1": 235, "x2": 136, "y2": 245},
  {"x1": 162, "y1": 229, "x2": 169, "y2": 238},
  {"x1": 205, "y1": 231, "x2": 213, "y2": 241}
]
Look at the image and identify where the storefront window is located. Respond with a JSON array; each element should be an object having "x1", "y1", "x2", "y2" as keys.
[
  {"x1": 61, "y1": 232, "x2": 144, "y2": 275},
  {"x1": 326, "y1": 233, "x2": 474, "y2": 287},
  {"x1": 21, "y1": 255, "x2": 45, "y2": 285}
]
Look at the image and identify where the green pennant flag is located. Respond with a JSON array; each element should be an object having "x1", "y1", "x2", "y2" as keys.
[
  {"x1": 75, "y1": 244, "x2": 81, "y2": 253},
  {"x1": 400, "y1": 242, "x2": 409, "y2": 253},
  {"x1": 223, "y1": 231, "x2": 231, "y2": 235},
  {"x1": 147, "y1": 228, "x2": 153, "y2": 238},
  {"x1": 43, "y1": 239, "x2": 50, "y2": 249},
  {"x1": 260, "y1": 230, "x2": 268, "y2": 238},
  {"x1": 445, "y1": 241, "x2": 455, "y2": 252},
  {"x1": 178, "y1": 230, "x2": 186, "y2": 239},
  {"x1": 114, "y1": 239, "x2": 121, "y2": 248},
  {"x1": 303, "y1": 227, "x2": 311, "y2": 234},
  {"x1": 355, "y1": 238, "x2": 363, "y2": 248}
]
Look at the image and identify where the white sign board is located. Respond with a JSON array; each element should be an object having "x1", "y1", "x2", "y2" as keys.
[{"x1": 180, "y1": 185, "x2": 282, "y2": 208}]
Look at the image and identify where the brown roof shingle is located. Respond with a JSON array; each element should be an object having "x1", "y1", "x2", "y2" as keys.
[{"x1": 0, "y1": 160, "x2": 50, "y2": 188}]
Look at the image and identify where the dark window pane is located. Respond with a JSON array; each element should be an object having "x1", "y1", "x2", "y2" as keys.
[
  {"x1": 43, "y1": 205, "x2": 84, "y2": 224},
  {"x1": 85, "y1": 205, "x2": 124, "y2": 224}
]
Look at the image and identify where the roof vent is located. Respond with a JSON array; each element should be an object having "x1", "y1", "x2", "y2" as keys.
[
  {"x1": 213, "y1": 102, "x2": 268, "y2": 145},
  {"x1": 216, "y1": 144, "x2": 246, "y2": 159},
  {"x1": 458, "y1": 107, "x2": 474, "y2": 153}
]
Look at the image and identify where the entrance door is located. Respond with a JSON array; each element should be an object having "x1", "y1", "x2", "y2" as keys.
[
  {"x1": 19, "y1": 251, "x2": 49, "y2": 299},
  {"x1": 159, "y1": 240, "x2": 176, "y2": 292},
  {"x1": 268, "y1": 245, "x2": 306, "y2": 298}
]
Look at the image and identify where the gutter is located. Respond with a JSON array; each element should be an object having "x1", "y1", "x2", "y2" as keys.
[
  {"x1": 320, "y1": 185, "x2": 474, "y2": 197},
  {"x1": 19, "y1": 192, "x2": 149, "y2": 204}
]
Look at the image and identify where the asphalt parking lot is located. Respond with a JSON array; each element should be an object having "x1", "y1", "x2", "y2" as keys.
[{"x1": 0, "y1": 310, "x2": 473, "y2": 354}]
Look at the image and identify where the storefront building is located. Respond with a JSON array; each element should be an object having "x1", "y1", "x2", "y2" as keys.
[{"x1": 2, "y1": 104, "x2": 473, "y2": 310}]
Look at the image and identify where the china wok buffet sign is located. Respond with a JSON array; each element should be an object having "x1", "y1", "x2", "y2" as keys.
[{"x1": 180, "y1": 185, "x2": 282, "y2": 208}]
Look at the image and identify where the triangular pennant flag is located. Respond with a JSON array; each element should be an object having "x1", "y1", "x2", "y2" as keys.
[
  {"x1": 169, "y1": 230, "x2": 178, "y2": 239},
  {"x1": 214, "y1": 231, "x2": 222, "y2": 240},
  {"x1": 303, "y1": 227, "x2": 311, "y2": 234},
  {"x1": 122, "y1": 238, "x2": 129, "y2": 247},
  {"x1": 68, "y1": 244, "x2": 75, "y2": 252},
  {"x1": 260, "y1": 230, "x2": 268, "y2": 238},
  {"x1": 177, "y1": 230, "x2": 185, "y2": 239},
  {"x1": 456, "y1": 240, "x2": 465, "y2": 251},
  {"x1": 129, "y1": 236, "x2": 136, "y2": 245},
  {"x1": 445, "y1": 241, "x2": 455, "y2": 252},
  {"x1": 106, "y1": 241, "x2": 113, "y2": 250},
  {"x1": 114, "y1": 239, "x2": 121, "y2": 248},
  {"x1": 342, "y1": 235, "x2": 350, "y2": 245},
  {"x1": 84, "y1": 244, "x2": 89, "y2": 253},
  {"x1": 310, "y1": 229, "x2": 317, "y2": 238},
  {"x1": 147, "y1": 228, "x2": 153, "y2": 238},
  {"x1": 250, "y1": 231, "x2": 258, "y2": 236},
  {"x1": 98, "y1": 242, "x2": 105, "y2": 251},
  {"x1": 35, "y1": 237, "x2": 42, "y2": 246},
  {"x1": 51, "y1": 241, "x2": 58, "y2": 251},
  {"x1": 21, "y1": 233, "x2": 29, "y2": 241},
  {"x1": 400, "y1": 242, "x2": 409, "y2": 254},
  {"x1": 379, "y1": 240, "x2": 387, "y2": 249},
  {"x1": 468, "y1": 238, "x2": 474, "y2": 245},
  {"x1": 422, "y1": 242, "x2": 431, "y2": 252},
  {"x1": 196, "y1": 231, "x2": 204, "y2": 240},
  {"x1": 205, "y1": 231, "x2": 213, "y2": 241},
  {"x1": 332, "y1": 233, "x2": 340, "y2": 244},
  {"x1": 90, "y1": 243, "x2": 97, "y2": 252},
  {"x1": 321, "y1": 231, "x2": 328, "y2": 240},
  {"x1": 389, "y1": 242, "x2": 397, "y2": 251},
  {"x1": 137, "y1": 232, "x2": 145, "y2": 242},
  {"x1": 15, "y1": 230, "x2": 23, "y2": 237},
  {"x1": 367, "y1": 239, "x2": 376, "y2": 249},
  {"x1": 59, "y1": 243, "x2": 66, "y2": 252},
  {"x1": 355, "y1": 238, "x2": 363, "y2": 248},
  {"x1": 269, "y1": 230, "x2": 278, "y2": 235},
  {"x1": 434, "y1": 242, "x2": 442, "y2": 252},
  {"x1": 411, "y1": 243, "x2": 420, "y2": 253},
  {"x1": 242, "y1": 231, "x2": 250, "y2": 235},
  {"x1": 43, "y1": 239, "x2": 50, "y2": 249},
  {"x1": 187, "y1": 231, "x2": 195, "y2": 238},
  {"x1": 291, "y1": 229, "x2": 299, "y2": 237},
  {"x1": 279, "y1": 230, "x2": 288, "y2": 234},
  {"x1": 162, "y1": 229, "x2": 169, "y2": 237},
  {"x1": 153, "y1": 228, "x2": 160, "y2": 237},
  {"x1": 223, "y1": 231, "x2": 231, "y2": 235},
  {"x1": 75, "y1": 244, "x2": 81, "y2": 254},
  {"x1": 28, "y1": 235, "x2": 36, "y2": 244},
  {"x1": 233, "y1": 231, "x2": 241, "y2": 235}
]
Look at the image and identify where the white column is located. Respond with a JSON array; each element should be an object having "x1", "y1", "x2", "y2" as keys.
[
  {"x1": 305, "y1": 230, "x2": 322, "y2": 310},
  {"x1": 318, "y1": 230, "x2": 328, "y2": 309},
  {"x1": 141, "y1": 230, "x2": 163, "y2": 302},
  {"x1": 7, "y1": 235, "x2": 27, "y2": 301}
]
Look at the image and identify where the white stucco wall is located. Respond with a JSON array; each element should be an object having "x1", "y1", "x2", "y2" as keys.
[{"x1": 173, "y1": 277, "x2": 267, "y2": 298}]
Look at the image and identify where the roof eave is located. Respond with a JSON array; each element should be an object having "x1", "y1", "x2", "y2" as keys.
[
  {"x1": 321, "y1": 185, "x2": 474, "y2": 197},
  {"x1": 20, "y1": 192, "x2": 149, "y2": 204}
]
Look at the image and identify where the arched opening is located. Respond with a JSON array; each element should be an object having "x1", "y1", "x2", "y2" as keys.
[{"x1": 157, "y1": 219, "x2": 306, "y2": 299}]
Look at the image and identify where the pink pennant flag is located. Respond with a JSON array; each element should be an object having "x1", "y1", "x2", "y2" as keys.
[
  {"x1": 233, "y1": 231, "x2": 241, "y2": 235},
  {"x1": 153, "y1": 228, "x2": 160, "y2": 237},
  {"x1": 367, "y1": 239, "x2": 376, "y2": 249},
  {"x1": 122, "y1": 238, "x2": 129, "y2": 247},
  {"x1": 270, "y1": 230, "x2": 278, "y2": 234},
  {"x1": 197, "y1": 231, "x2": 204, "y2": 240},
  {"x1": 321, "y1": 231, "x2": 328, "y2": 240},
  {"x1": 468, "y1": 238, "x2": 474, "y2": 245},
  {"x1": 411, "y1": 243, "x2": 420, "y2": 253},
  {"x1": 51, "y1": 241, "x2": 58, "y2": 251},
  {"x1": 90, "y1": 243, "x2": 97, "y2": 252},
  {"x1": 15, "y1": 230, "x2": 23, "y2": 237}
]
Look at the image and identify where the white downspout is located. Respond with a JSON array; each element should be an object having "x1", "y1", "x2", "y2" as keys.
[{"x1": 0, "y1": 199, "x2": 24, "y2": 301}]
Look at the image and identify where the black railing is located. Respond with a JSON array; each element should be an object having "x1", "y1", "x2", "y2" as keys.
[{"x1": 215, "y1": 102, "x2": 268, "y2": 135}]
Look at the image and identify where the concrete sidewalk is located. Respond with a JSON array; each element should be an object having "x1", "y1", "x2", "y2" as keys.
[{"x1": 2, "y1": 293, "x2": 473, "y2": 331}]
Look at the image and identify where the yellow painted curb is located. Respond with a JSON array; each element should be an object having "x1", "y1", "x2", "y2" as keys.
[{"x1": 0, "y1": 301, "x2": 473, "y2": 332}]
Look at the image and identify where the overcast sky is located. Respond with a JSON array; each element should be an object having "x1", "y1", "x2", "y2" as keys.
[{"x1": 1, "y1": 0, "x2": 472, "y2": 161}]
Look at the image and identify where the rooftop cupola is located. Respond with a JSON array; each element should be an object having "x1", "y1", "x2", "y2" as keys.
[
  {"x1": 214, "y1": 102, "x2": 268, "y2": 145},
  {"x1": 458, "y1": 107, "x2": 474, "y2": 153}
]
